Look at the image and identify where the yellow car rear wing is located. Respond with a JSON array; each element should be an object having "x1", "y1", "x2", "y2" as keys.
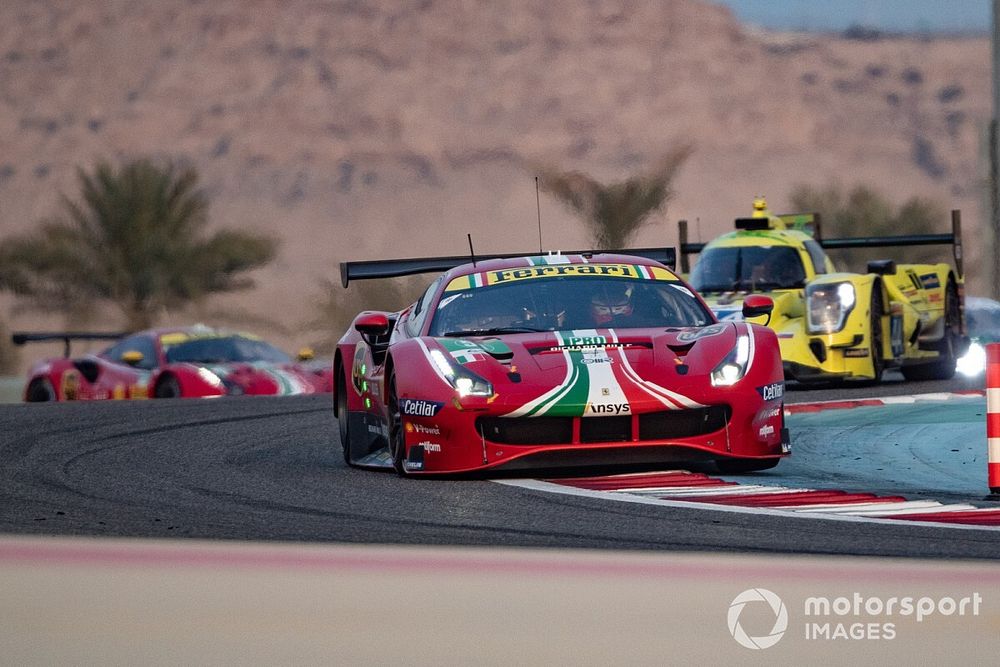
[{"x1": 678, "y1": 210, "x2": 963, "y2": 277}]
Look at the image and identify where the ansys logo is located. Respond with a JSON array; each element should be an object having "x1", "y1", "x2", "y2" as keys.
[{"x1": 728, "y1": 588, "x2": 788, "y2": 649}]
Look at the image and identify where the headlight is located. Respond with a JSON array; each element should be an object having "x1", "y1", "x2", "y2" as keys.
[
  {"x1": 711, "y1": 333, "x2": 751, "y2": 386},
  {"x1": 429, "y1": 349, "x2": 493, "y2": 397},
  {"x1": 807, "y1": 282, "x2": 856, "y2": 334},
  {"x1": 196, "y1": 366, "x2": 224, "y2": 388}
]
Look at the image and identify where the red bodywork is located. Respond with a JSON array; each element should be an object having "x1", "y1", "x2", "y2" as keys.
[
  {"x1": 21, "y1": 326, "x2": 333, "y2": 401},
  {"x1": 334, "y1": 253, "x2": 789, "y2": 475}
]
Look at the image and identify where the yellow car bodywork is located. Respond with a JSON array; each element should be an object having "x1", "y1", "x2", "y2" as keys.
[{"x1": 686, "y1": 203, "x2": 966, "y2": 383}]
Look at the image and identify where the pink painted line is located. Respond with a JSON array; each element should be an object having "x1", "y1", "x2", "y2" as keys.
[
  {"x1": 1, "y1": 538, "x2": 1000, "y2": 585},
  {"x1": 674, "y1": 492, "x2": 904, "y2": 508},
  {"x1": 785, "y1": 390, "x2": 985, "y2": 414},
  {"x1": 785, "y1": 399, "x2": 886, "y2": 413}
]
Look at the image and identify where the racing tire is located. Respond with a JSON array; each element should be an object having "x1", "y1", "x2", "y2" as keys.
[
  {"x1": 867, "y1": 287, "x2": 885, "y2": 383},
  {"x1": 901, "y1": 279, "x2": 960, "y2": 382},
  {"x1": 154, "y1": 375, "x2": 182, "y2": 398},
  {"x1": 336, "y1": 370, "x2": 355, "y2": 467},
  {"x1": 25, "y1": 378, "x2": 56, "y2": 402},
  {"x1": 386, "y1": 368, "x2": 407, "y2": 476},
  {"x1": 715, "y1": 457, "x2": 781, "y2": 474}
]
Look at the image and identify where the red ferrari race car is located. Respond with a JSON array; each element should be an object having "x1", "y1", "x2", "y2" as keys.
[
  {"x1": 14, "y1": 324, "x2": 333, "y2": 401},
  {"x1": 334, "y1": 248, "x2": 790, "y2": 476}
]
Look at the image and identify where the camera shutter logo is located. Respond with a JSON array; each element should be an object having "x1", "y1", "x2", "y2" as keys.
[{"x1": 728, "y1": 588, "x2": 788, "y2": 649}]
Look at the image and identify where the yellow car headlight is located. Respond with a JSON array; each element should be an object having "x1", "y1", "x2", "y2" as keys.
[{"x1": 806, "y1": 282, "x2": 856, "y2": 334}]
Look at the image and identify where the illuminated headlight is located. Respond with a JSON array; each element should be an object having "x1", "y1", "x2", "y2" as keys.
[
  {"x1": 807, "y1": 282, "x2": 856, "y2": 334},
  {"x1": 957, "y1": 341, "x2": 986, "y2": 377},
  {"x1": 429, "y1": 349, "x2": 493, "y2": 397},
  {"x1": 711, "y1": 334, "x2": 751, "y2": 386},
  {"x1": 196, "y1": 367, "x2": 224, "y2": 387}
]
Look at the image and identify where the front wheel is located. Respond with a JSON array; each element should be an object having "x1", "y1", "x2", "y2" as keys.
[
  {"x1": 336, "y1": 370, "x2": 355, "y2": 466},
  {"x1": 154, "y1": 375, "x2": 182, "y2": 398},
  {"x1": 901, "y1": 279, "x2": 960, "y2": 381},
  {"x1": 868, "y1": 287, "x2": 885, "y2": 383},
  {"x1": 386, "y1": 368, "x2": 407, "y2": 476},
  {"x1": 25, "y1": 378, "x2": 56, "y2": 402}
]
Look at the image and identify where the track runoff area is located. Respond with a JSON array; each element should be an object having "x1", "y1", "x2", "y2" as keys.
[{"x1": 501, "y1": 367, "x2": 1000, "y2": 529}]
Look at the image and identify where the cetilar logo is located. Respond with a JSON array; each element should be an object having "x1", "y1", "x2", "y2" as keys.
[{"x1": 728, "y1": 588, "x2": 788, "y2": 649}]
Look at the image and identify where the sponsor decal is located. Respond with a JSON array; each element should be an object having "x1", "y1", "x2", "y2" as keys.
[
  {"x1": 677, "y1": 323, "x2": 727, "y2": 342},
  {"x1": 406, "y1": 422, "x2": 442, "y2": 436},
  {"x1": 399, "y1": 399, "x2": 444, "y2": 417},
  {"x1": 843, "y1": 348, "x2": 869, "y2": 358},
  {"x1": 587, "y1": 402, "x2": 631, "y2": 415},
  {"x1": 564, "y1": 335, "x2": 608, "y2": 348},
  {"x1": 581, "y1": 357, "x2": 613, "y2": 365},
  {"x1": 715, "y1": 309, "x2": 744, "y2": 322},
  {"x1": 443, "y1": 263, "x2": 675, "y2": 291},
  {"x1": 928, "y1": 293, "x2": 942, "y2": 303},
  {"x1": 757, "y1": 382, "x2": 784, "y2": 401},
  {"x1": 61, "y1": 370, "x2": 80, "y2": 401},
  {"x1": 919, "y1": 273, "x2": 941, "y2": 289},
  {"x1": 404, "y1": 460, "x2": 424, "y2": 471},
  {"x1": 417, "y1": 440, "x2": 441, "y2": 452},
  {"x1": 758, "y1": 424, "x2": 775, "y2": 438},
  {"x1": 367, "y1": 423, "x2": 389, "y2": 437},
  {"x1": 763, "y1": 407, "x2": 781, "y2": 419}
]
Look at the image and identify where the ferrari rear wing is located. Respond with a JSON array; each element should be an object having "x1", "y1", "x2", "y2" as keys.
[
  {"x1": 11, "y1": 331, "x2": 128, "y2": 358},
  {"x1": 677, "y1": 209, "x2": 963, "y2": 277},
  {"x1": 340, "y1": 247, "x2": 678, "y2": 287}
]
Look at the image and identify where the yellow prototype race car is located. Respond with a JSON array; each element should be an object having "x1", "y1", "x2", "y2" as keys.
[{"x1": 681, "y1": 198, "x2": 968, "y2": 383}]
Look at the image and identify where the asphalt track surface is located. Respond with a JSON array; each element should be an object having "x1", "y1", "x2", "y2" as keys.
[{"x1": 1, "y1": 370, "x2": 998, "y2": 559}]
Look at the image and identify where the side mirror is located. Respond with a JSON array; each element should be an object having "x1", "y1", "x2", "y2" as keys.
[
  {"x1": 742, "y1": 295, "x2": 774, "y2": 326},
  {"x1": 296, "y1": 347, "x2": 315, "y2": 362},
  {"x1": 120, "y1": 350, "x2": 144, "y2": 366},
  {"x1": 355, "y1": 312, "x2": 390, "y2": 337}
]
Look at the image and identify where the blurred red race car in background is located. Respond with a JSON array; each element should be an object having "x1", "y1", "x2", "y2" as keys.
[{"x1": 14, "y1": 324, "x2": 332, "y2": 401}]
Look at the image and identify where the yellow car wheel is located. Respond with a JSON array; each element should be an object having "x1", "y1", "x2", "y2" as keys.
[{"x1": 869, "y1": 289, "x2": 885, "y2": 382}]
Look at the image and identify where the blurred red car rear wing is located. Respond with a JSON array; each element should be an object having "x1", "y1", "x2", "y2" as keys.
[
  {"x1": 11, "y1": 332, "x2": 129, "y2": 358},
  {"x1": 340, "y1": 247, "x2": 678, "y2": 287}
]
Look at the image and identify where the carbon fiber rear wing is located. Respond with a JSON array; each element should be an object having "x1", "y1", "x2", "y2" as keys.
[
  {"x1": 340, "y1": 247, "x2": 678, "y2": 287},
  {"x1": 677, "y1": 210, "x2": 963, "y2": 277},
  {"x1": 11, "y1": 331, "x2": 128, "y2": 358}
]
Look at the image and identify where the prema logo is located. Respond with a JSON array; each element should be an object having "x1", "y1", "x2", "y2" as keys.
[{"x1": 728, "y1": 588, "x2": 788, "y2": 650}]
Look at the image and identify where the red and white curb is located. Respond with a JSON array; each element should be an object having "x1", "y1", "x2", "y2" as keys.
[
  {"x1": 784, "y1": 389, "x2": 984, "y2": 414},
  {"x1": 498, "y1": 390, "x2": 996, "y2": 528},
  {"x1": 498, "y1": 470, "x2": 1000, "y2": 530}
]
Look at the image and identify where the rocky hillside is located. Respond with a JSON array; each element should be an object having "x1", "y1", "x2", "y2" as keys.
[{"x1": 0, "y1": 0, "x2": 990, "y2": 364}]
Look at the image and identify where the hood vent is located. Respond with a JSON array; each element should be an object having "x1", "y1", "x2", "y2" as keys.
[{"x1": 666, "y1": 342, "x2": 696, "y2": 358}]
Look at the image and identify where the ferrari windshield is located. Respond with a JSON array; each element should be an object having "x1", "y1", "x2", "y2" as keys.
[
  {"x1": 163, "y1": 335, "x2": 291, "y2": 364},
  {"x1": 690, "y1": 245, "x2": 806, "y2": 292},
  {"x1": 428, "y1": 274, "x2": 714, "y2": 336}
]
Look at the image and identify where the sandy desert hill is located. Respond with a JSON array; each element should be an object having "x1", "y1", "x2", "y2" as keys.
[{"x1": 0, "y1": 0, "x2": 991, "y2": 368}]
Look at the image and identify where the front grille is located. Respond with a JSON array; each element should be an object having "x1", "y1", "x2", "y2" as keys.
[
  {"x1": 477, "y1": 416, "x2": 573, "y2": 445},
  {"x1": 580, "y1": 416, "x2": 631, "y2": 443},
  {"x1": 638, "y1": 405, "x2": 731, "y2": 440},
  {"x1": 477, "y1": 405, "x2": 730, "y2": 446}
]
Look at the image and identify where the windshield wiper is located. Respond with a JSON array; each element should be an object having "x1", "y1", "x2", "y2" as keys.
[{"x1": 440, "y1": 326, "x2": 546, "y2": 337}]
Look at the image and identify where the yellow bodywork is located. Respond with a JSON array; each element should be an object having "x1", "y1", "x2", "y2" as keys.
[{"x1": 692, "y1": 203, "x2": 962, "y2": 383}]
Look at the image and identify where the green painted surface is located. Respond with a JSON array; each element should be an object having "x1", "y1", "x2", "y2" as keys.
[{"x1": 0, "y1": 377, "x2": 24, "y2": 403}]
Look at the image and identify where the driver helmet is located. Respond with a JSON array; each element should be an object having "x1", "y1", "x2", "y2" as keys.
[{"x1": 590, "y1": 283, "x2": 634, "y2": 325}]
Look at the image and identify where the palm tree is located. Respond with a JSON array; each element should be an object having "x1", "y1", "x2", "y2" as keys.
[
  {"x1": 538, "y1": 145, "x2": 692, "y2": 249},
  {"x1": 0, "y1": 159, "x2": 278, "y2": 330}
]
